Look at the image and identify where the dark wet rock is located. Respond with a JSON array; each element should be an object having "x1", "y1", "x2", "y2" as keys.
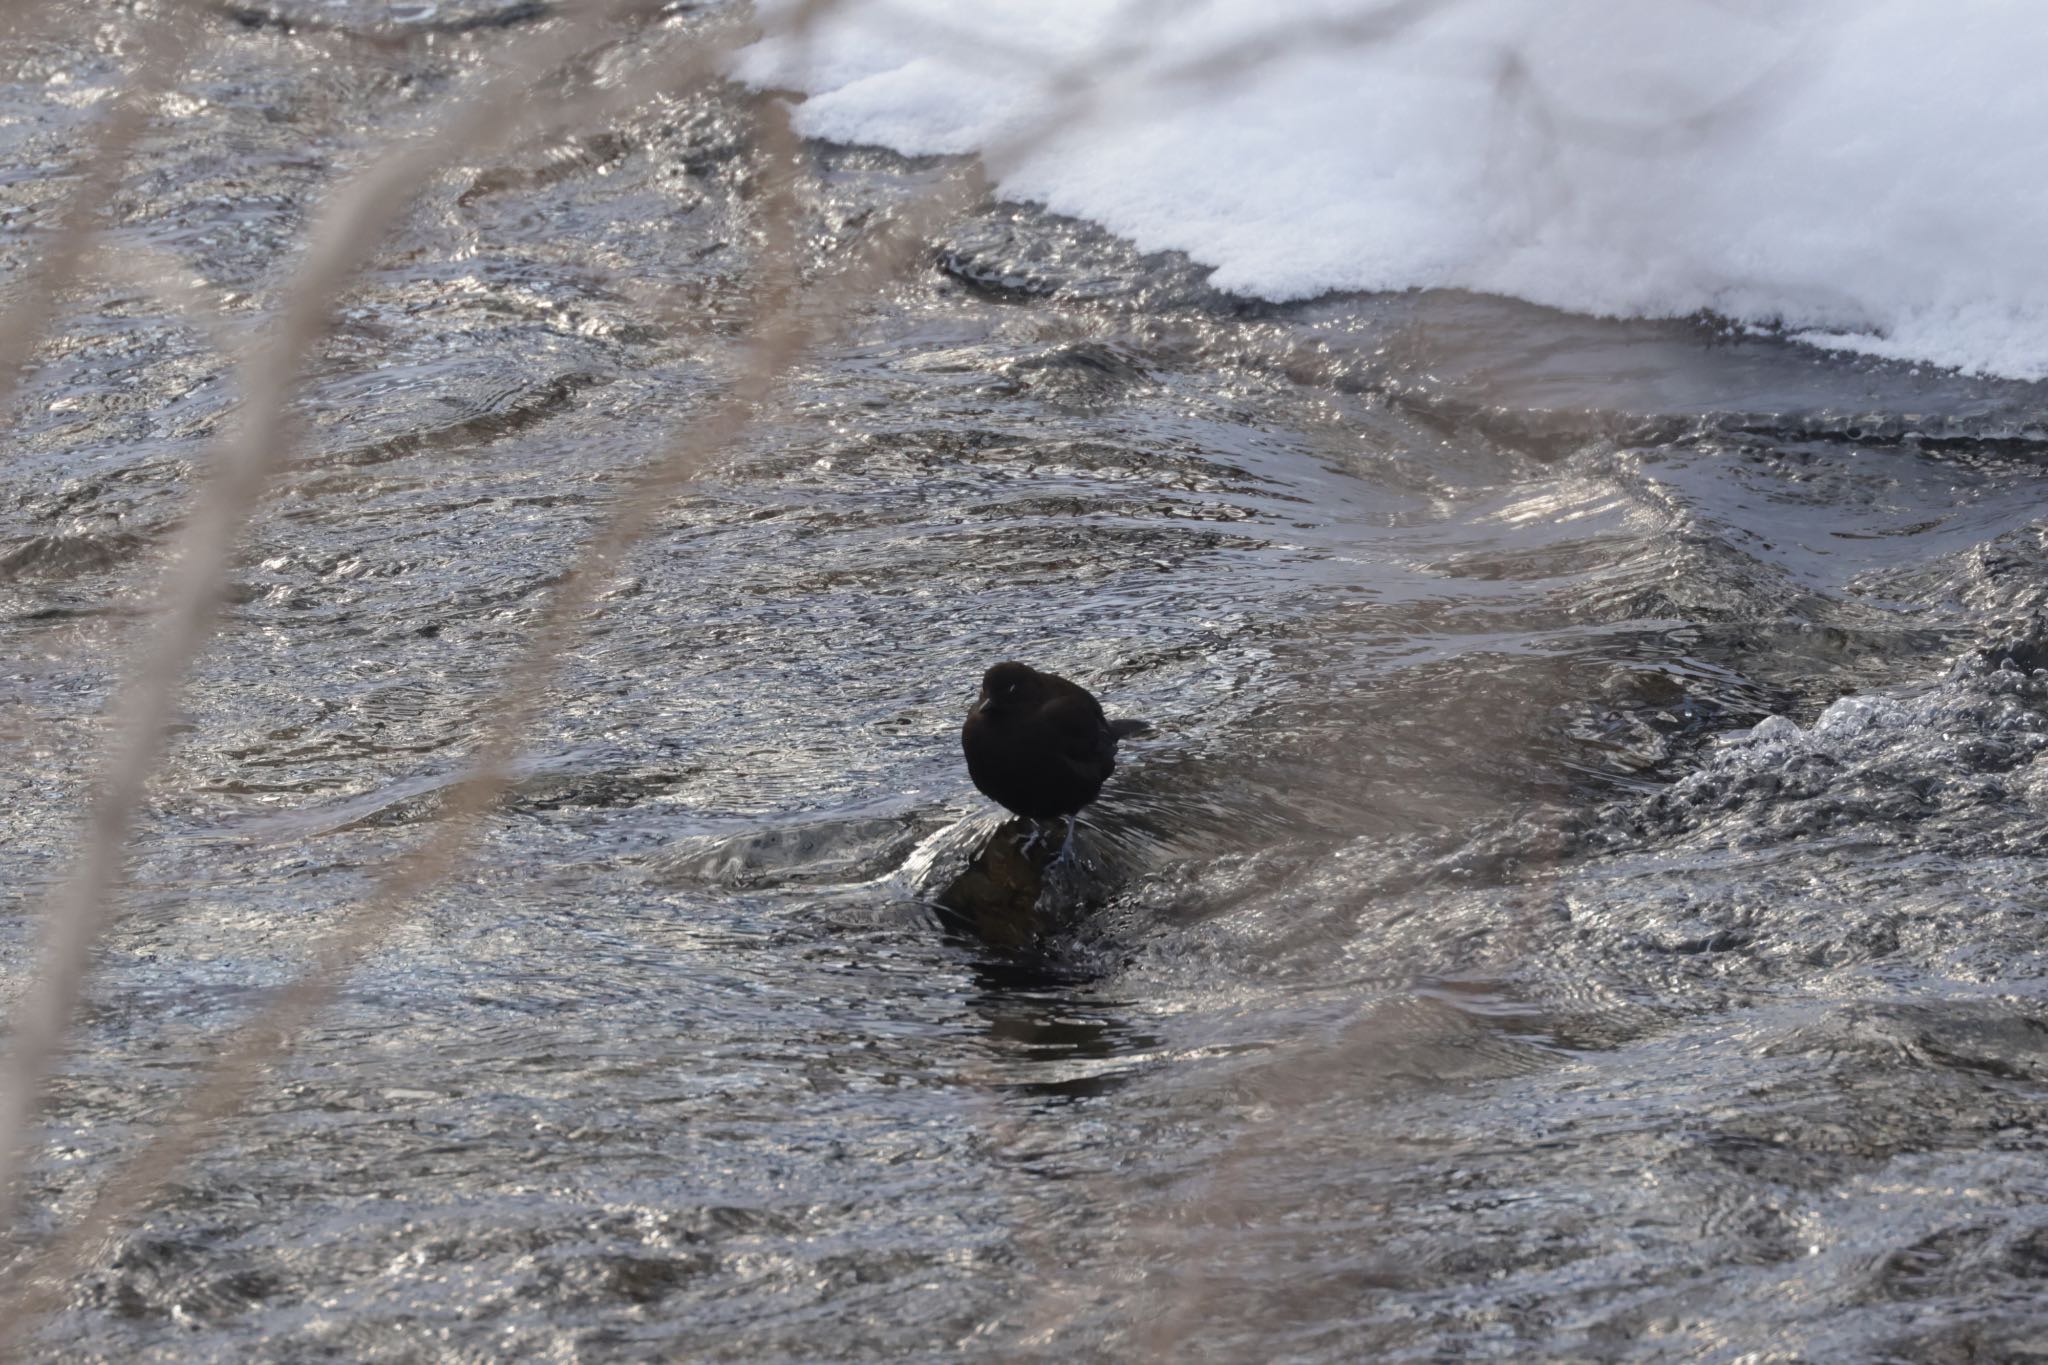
[
  {"x1": 999, "y1": 341, "x2": 1154, "y2": 402},
  {"x1": 314, "y1": 371, "x2": 609, "y2": 470},
  {"x1": 213, "y1": 0, "x2": 554, "y2": 37},
  {"x1": 934, "y1": 248, "x2": 1060, "y2": 303},
  {"x1": 0, "y1": 528, "x2": 152, "y2": 582},
  {"x1": 651, "y1": 815, "x2": 920, "y2": 891},
  {"x1": 932, "y1": 208, "x2": 1233, "y2": 311},
  {"x1": 932, "y1": 818, "x2": 1059, "y2": 950},
  {"x1": 458, "y1": 133, "x2": 635, "y2": 206}
]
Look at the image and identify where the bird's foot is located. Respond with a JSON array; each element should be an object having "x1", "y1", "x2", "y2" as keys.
[
  {"x1": 1051, "y1": 815, "x2": 1079, "y2": 867},
  {"x1": 1016, "y1": 822, "x2": 1047, "y2": 858}
]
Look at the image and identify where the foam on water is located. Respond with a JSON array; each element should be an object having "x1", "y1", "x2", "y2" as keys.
[
  {"x1": 741, "y1": 0, "x2": 2048, "y2": 379},
  {"x1": 1635, "y1": 636, "x2": 2048, "y2": 857}
]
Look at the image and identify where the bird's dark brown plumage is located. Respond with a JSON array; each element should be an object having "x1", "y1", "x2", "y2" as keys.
[{"x1": 960, "y1": 661, "x2": 1145, "y2": 822}]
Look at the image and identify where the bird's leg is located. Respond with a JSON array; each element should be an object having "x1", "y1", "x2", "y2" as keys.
[
  {"x1": 1016, "y1": 821, "x2": 1046, "y2": 857},
  {"x1": 1055, "y1": 814, "x2": 1078, "y2": 864}
]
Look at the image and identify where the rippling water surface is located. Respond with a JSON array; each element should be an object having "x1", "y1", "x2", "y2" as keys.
[{"x1": 7, "y1": 6, "x2": 2048, "y2": 1360}]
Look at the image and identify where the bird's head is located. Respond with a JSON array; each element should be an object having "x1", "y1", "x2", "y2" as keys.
[{"x1": 974, "y1": 661, "x2": 1043, "y2": 718}]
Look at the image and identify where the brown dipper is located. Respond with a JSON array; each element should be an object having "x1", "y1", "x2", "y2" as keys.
[{"x1": 960, "y1": 661, "x2": 1148, "y2": 858}]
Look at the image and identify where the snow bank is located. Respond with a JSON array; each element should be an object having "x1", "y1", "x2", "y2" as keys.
[{"x1": 738, "y1": 0, "x2": 2048, "y2": 379}]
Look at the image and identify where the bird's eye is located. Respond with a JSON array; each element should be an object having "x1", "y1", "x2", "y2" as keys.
[{"x1": 1005, "y1": 682, "x2": 1019, "y2": 694}]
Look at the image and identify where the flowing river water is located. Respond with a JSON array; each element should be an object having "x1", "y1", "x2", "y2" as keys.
[{"x1": 6, "y1": 5, "x2": 2048, "y2": 1360}]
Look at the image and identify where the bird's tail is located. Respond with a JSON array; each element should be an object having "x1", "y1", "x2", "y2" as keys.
[{"x1": 1109, "y1": 718, "x2": 1152, "y2": 740}]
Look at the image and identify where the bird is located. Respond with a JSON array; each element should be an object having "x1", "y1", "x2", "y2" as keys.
[{"x1": 960, "y1": 661, "x2": 1148, "y2": 861}]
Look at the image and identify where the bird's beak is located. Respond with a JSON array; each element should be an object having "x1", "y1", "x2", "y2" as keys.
[{"x1": 973, "y1": 694, "x2": 991, "y2": 715}]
